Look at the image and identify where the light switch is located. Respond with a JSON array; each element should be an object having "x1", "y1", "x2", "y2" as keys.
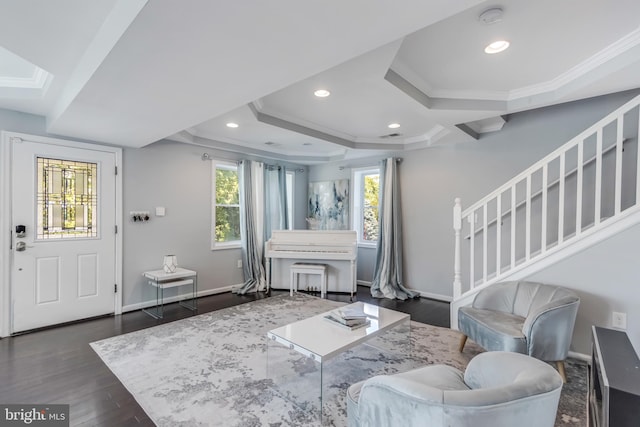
[{"x1": 155, "y1": 207, "x2": 165, "y2": 217}]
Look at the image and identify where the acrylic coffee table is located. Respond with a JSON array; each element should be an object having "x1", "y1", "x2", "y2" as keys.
[{"x1": 266, "y1": 302, "x2": 410, "y2": 421}]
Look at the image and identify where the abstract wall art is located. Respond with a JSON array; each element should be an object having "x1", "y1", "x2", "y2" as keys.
[{"x1": 307, "y1": 179, "x2": 349, "y2": 230}]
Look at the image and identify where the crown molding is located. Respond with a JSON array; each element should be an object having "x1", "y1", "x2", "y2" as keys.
[
  {"x1": 510, "y1": 27, "x2": 640, "y2": 101},
  {"x1": 390, "y1": 28, "x2": 640, "y2": 110},
  {"x1": 250, "y1": 102, "x2": 357, "y2": 143},
  {"x1": 183, "y1": 134, "x2": 339, "y2": 164},
  {"x1": 385, "y1": 69, "x2": 507, "y2": 111},
  {"x1": 0, "y1": 66, "x2": 50, "y2": 90}
]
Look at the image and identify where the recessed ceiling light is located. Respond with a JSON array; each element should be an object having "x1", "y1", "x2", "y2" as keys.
[
  {"x1": 226, "y1": 122, "x2": 239, "y2": 128},
  {"x1": 388, "y1": 123, "x2": 401, "y2": 129},
  {"x1": 314, "y1": 89, "x2": 331, "y2": 98},
  {"x1": 484, "y1": 40, "x2": 510, "y2": 54}
]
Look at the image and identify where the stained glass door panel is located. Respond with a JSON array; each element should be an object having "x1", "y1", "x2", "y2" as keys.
[{"x1": 36, "y1": 157, "x2": 98, "y2": 239}]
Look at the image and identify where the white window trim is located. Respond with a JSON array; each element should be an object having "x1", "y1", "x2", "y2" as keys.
[
  {"x1": 211, "y1": 159, "x2": 241, "y2": 250},
  {"x1": 352, "y1": 166, "x2": 380, "y2": 248}
]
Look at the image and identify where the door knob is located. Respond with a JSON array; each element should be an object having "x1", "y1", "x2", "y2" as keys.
[{"x1": 15, "y1": 241, "x2": 26, "y2": 251}]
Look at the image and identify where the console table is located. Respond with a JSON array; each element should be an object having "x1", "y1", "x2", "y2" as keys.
[{"x1": 142, "y1": 268, "x2": 197, "y2": 319}]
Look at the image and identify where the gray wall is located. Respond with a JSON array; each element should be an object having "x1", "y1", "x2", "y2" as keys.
[
  {"x1": 122, "y1": 141, "x2": 243, "y2": 307},
  {"x1": 122, "y1": 140, "x2": 308, "y2": 307},
  {"x1": 528, "y1": 222, "x2": 640, "y2": 354},
  {"x1": 0, "y1": 109, "x2": 47, "y2": 135}
]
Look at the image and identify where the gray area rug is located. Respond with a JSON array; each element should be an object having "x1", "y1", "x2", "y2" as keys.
[{"x1": 90, "y1": 294, "x2": 587, "y2": 426}]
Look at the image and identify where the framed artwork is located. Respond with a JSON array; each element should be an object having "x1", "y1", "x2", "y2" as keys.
[{"x1": 308, "y1": 179, "x2": 349, "y2": 230}]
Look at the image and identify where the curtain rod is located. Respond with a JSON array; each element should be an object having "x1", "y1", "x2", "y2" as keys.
[
  {"x1": 253, "y1": 162, "x2": 305, "y2": 173},
  {"x1": 204, "y1": 154, "x2": 304, "y2": 172},
  {"x1": 202, "y1": 152, "x2": 400, "y2": 168},
  {"x1": 338, "y1": 157, "x2": 403, "y2": 170},
  {"x1": 201, "y1": 152, "x2": 239, "y2": 163},
  {"x1": 201, "y1": 153, "x2": 278, "y2": 167}
]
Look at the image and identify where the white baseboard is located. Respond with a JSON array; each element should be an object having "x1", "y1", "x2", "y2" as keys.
[
  {"x1": 277, "y1": 279, "x2": 449, "y2": 303},
  {"x1": 417, "y1": 291, "x2": 452, "y2": 302},
  {"x1": 356, "y1": 281, "x2": 451, "y2": 302},
  {"x1": 122, "y1": 285, "x2": 237, "y2": 313}
]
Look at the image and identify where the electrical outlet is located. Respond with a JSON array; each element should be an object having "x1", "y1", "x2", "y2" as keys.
[
  {"x1": 612, "y1": 312, "x2": 627, "y2": 330},
  {"x1": 237, "y1": 260, "x2": 242, "y2": 269}
]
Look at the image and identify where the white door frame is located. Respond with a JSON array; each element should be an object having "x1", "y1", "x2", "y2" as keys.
[{"x1": 0, "y1": 131, "x2": 123, "y2": 337}]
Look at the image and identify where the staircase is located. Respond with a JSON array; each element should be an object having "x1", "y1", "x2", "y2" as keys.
[{"x1": 451, "y1": 94, "x2": 640, "y2": 328}]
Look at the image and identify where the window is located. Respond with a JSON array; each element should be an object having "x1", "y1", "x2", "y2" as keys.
[
  {"x1": 37, "y1": 157, "x2": 97, "y2": 239},
  {"x1": 352, "y1": 167, "x2": 380, "y2": 246},
  {"x1": 212, "y1": 161, "x2": 240, "y2": 249}
]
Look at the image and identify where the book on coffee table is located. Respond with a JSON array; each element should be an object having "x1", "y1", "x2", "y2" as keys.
[
  {"x1": 332, "y1": 306, "x2": 367, "y2": 320},
  {"x1": 323, "y1": 314, "x2": 371, "y2": 330},
  {"x1": 325, "y1": 314, "x2": 365, "y2": 326}
]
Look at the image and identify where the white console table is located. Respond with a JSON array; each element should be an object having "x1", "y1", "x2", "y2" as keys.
[{"x1": 142, "y1": 268, "x2": 197, "y2": 319}]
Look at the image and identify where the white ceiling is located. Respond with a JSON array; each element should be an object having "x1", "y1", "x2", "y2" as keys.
[{"x1": 1, "y1": 0, "x2": 640, "y2": 164}]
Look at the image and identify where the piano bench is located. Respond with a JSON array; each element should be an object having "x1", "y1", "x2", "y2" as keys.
[{"x1": 290, "y1": 263, "x2": 328, "y2": 298}]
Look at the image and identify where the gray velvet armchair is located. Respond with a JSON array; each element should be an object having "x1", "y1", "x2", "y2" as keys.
[
  {"x1": 346, "y1": 351, "x2": 563, "y2": 427},
  {"x1": 458, "y1": 280, "x2": 579, "y2": 382}
]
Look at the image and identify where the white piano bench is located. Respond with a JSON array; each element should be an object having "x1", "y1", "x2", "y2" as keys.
[{"x1": 290, "y1": 263, "x2": 328, "y2": 298}]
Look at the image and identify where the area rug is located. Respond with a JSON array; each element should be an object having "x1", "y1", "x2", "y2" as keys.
[{"x1": 90, "y1": 294, "x2": 587, "y2": 426}]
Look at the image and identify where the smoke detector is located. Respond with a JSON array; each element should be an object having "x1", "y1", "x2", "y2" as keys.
[{"x1": 479, "y1": 7, "x2": 503, "y2": 25}]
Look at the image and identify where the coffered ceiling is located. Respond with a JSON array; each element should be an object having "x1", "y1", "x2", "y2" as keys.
[{"x1": 1, "y1": 0, "x2": 640, "y2": 164}]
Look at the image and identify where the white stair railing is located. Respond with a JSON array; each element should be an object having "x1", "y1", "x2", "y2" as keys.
[{"x1": 453, "y1": 95, "x2": 640, "y2": 300}]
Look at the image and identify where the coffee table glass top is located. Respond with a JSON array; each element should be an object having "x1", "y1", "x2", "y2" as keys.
[{"x1": 267, "y1": 302, "x2": 410, "y2": 362}]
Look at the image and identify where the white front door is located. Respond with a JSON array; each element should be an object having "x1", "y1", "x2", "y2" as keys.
[{"x1": 11, "y1": 137, "x2": 118, "y2": 333}]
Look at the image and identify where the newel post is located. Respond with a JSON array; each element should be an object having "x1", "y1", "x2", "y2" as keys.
[{"x1": 453, "y1": 198, "x2": 462, "y2": 299}]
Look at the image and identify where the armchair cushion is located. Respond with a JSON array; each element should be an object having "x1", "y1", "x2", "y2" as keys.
[
  {"x1": 458, "y1": 307, "x2": 526, "y2": 353},
  {"x1": 458, "y1": 281, "x2": 579, "y2": 362},
  {"x1": 347, "y1": 352, "x2": 563, "y2": 427},
  {"x1": 347, "y1": 365, "x2": 469, "y2": 427}
]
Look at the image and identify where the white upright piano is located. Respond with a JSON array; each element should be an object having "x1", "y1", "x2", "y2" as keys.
[{"x1": 265, "y1": 230, "x2": 357, "y2": 297}]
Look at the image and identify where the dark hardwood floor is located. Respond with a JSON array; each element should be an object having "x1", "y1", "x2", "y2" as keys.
[{"x1": 0, "y1": 286, "x2": 450, "y2": 426}]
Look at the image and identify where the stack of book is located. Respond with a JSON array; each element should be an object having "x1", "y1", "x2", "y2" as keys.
[{"x1": 324, "y1": 305, "x2": 370, "y2": 330}]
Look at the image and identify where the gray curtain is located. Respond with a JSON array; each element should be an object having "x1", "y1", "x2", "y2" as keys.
[
  {"x1": 370, "y1": 158, "x2": 419, "y2": 300},
  {"x1": 264, "y1": 165, "x2": 288, "y2": 242},
  {"x1": 235, "y1": 160, "x2": 266, "y2": 294}
]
